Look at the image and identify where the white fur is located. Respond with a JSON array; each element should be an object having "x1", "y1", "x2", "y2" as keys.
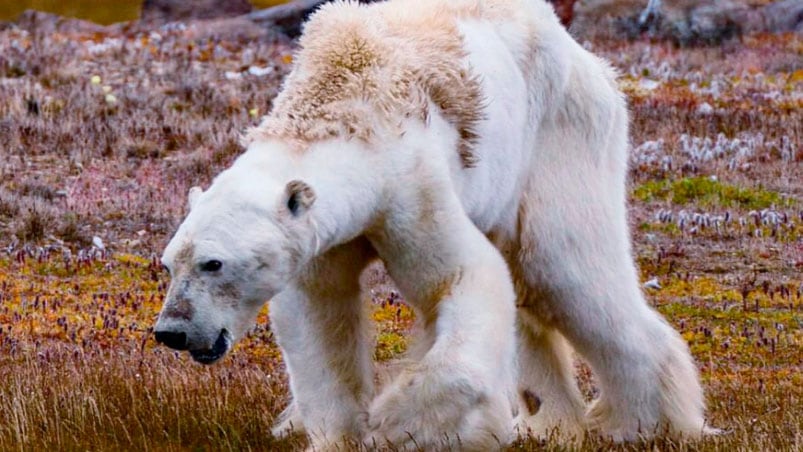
[{"x1": 156, "y1": 0, "x2": 710, "y2": 449}]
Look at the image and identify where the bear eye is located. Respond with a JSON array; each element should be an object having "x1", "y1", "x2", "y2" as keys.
[{"x1": 201, "y1": 260, "x2": 222, "y2": 272}]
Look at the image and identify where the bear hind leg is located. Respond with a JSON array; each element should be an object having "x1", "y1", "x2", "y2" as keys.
[
  {"x1": 515, "y1": 309, "x2": 586, "y2": 443},
  {"x1": 515, "y1": 189, "x2": 708, "y2": 440}
]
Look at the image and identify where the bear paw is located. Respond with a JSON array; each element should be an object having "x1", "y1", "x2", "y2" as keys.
[
  {"x1": 586, "y1": 396, "x2": 661, "y2": 442},
  {"x1": 271, "y1": 402, "x2": 305, "y2": 439},
  {"x1": 366, "y1": 367, "x2": 512, "y2": 450},
  {"x1": 515, "y1": 391, "x2": 585, "y2": 444}
]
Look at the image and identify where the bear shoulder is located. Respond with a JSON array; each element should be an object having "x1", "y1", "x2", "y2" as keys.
[{"x1": 243, "y1": 0, "x2": 538, "y2": 167}]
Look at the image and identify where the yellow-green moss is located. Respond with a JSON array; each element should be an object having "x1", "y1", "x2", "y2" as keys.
[
  {"x1": 374, "y1": 331, "x2": 407, "y2": 361},
  {"x1": 634, "y1": 176, "x2": 795, "y2": 210}
]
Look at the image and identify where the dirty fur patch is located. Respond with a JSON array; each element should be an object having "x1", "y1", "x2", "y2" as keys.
[
  {"x1": 162, "y1": 294, "x2": 194, "y2": 321},
  {"x1": 244, "y1": 0, "x2": 488, "y2": 167}
]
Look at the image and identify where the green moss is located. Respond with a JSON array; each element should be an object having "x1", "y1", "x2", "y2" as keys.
[
  {"x1": 375, "y1": 331, "x2": 407, "y2": 361},
  {"x1": 637, "y1": 221, "x2": 681, "y2": 236},
  {"x1": 634, "y1": 176, "x2": 794, "y2": 209}
]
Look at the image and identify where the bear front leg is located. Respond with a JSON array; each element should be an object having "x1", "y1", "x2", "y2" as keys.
[
  {"x1": 366, "y1": 219, "x2": 519, "y2": 450},
  {"x1": 269, "y1": 238, "x2": 376, "y2": 448}
]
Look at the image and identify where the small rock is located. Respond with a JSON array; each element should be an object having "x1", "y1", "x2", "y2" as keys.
[
  {"x1": 247, "y1": 65, "x2": 274, "y2": 77},
  {"x1": 14, "y1": 10, "x2": 109, "y2": 34},
  {"x1": 639, "y1": 79, "x2": 660, "y2": 91},
  {"x1": 141, "y1": 0, "x2": 252, "y2": 23},
  {"x1": 697, "y1": 102, "x2": 714, "y2": 115},
  {"x1": 644, "y1": 278, "x2": 662, "y2": 290},
  {"x1": 92, "y1": 236, "x2": 105, "y2": 250},
  {"x1": 182, "y1": 17, "x2": 286, "y2": 42}
]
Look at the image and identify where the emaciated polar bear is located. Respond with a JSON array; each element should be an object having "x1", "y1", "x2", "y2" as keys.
[{"x1": 154, "y1": 0, "x2": 710, "y2": 449}]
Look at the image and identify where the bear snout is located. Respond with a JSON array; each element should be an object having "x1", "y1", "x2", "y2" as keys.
[
  {"x1": 188, "y1": 329, "x2": 231, "y2": 365},
  {"x1": 154, "y1": 330, "x2": 189, "y2": 350}
]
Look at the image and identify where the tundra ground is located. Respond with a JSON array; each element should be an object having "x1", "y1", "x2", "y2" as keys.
[{"x1": 0, "y1": 18, "x2": 800, "y2": 451}]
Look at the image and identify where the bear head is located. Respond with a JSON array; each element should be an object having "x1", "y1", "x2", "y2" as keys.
[{"x1": 154, "y1": 163, "x2": 318, "y2": 364}]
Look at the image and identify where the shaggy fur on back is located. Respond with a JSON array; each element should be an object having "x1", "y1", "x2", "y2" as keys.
[{"x1": 245, "y1": 0, "x2": 495, "y2": 167}]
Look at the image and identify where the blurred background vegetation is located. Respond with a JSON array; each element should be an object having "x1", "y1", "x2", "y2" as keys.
[{"x1": 0, "y1": 0, "x2": 288, "y2": 24}]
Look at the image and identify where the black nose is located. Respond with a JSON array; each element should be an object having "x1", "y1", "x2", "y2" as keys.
[{"x1": 155, "y1": 331, "x2": 188, "y2": 350}]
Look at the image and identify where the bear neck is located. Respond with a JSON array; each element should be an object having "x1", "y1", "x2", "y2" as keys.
[
  {"x1": 244, "y1": 138, "x2": 387, "y2": 257},
  {"x1": 243, "y1": 109, "x2": 459, "y2": 262}
]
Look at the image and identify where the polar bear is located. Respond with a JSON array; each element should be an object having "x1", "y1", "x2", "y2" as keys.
[{"x1": 154, "y1": 0, "x2": 709, "y2": 449}]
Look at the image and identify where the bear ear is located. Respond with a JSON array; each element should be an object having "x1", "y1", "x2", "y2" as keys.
[
  {"x1": 188, "y1": 186, "x2": 203, "y2": 210},
  {"x1": 285, "y1": 180, "x2": 316, "y2": 216}
]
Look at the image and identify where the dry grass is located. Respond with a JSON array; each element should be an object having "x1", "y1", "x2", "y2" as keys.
[
  {"x1": 0, "y1": 344, "x2": 297, "y2": 451},
  {"x1": 0, "y1": 11, "x2": 801, "y2": 452}
]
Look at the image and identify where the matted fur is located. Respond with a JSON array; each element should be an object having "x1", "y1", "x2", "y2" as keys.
[{"x1": 244, "y1": 0, "x2": 495, "y2": 167}]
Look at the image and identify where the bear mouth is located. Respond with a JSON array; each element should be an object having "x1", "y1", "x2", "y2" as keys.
[{"x1": 189, "y1": 329, "x2": 231, "y2": 365}]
